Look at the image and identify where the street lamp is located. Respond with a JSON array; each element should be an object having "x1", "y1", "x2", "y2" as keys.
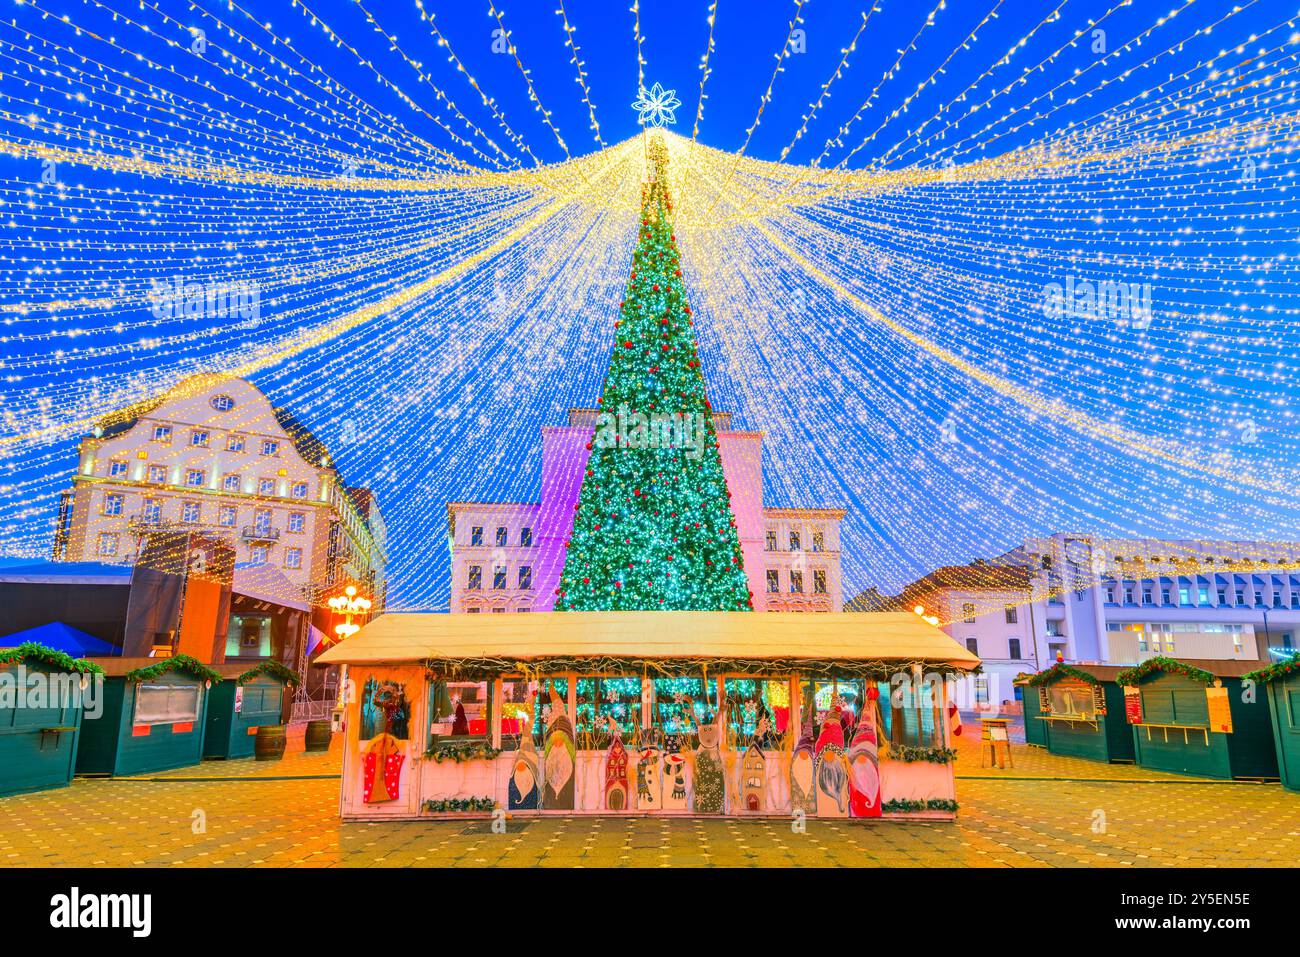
[
  {"x1": 326, "y1": 585, "x2": 372, "y2": 645},
  {"x1": 913, "y1": 604, "x2": 940, "y2": 627}
]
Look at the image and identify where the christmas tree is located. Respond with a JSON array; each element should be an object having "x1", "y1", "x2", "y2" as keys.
[{"x1": 557, "y1": 134, "x2": 753, "y2": 611}]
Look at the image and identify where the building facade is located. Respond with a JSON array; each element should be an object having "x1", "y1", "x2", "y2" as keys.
[
  {"x1": 53, "y1": 375, "x2": 387, "y2": 609},
  {"x1": 887, "y1": 532, "x2": 1300, "y2": 706},
  {"x1": 448, "y1": 409, "x2": 845, "y2": 613}
]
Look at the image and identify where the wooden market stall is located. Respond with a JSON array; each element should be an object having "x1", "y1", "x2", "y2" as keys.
[
  {"x1": 75, "y1": 656, "x2": 222, "y2": 777},
  {"x1": 203, "y1": 661, "x2": 298, "y2": 760},
  {"x1": 0, "y1": 643, "x2": 103, "y2": 797},
  {"x1": 1024, "y1": 663, "x2": 1134, "y2": 764},
  {"x1": 1116, "y1": 656, "x2": 1278, "y2": 781},
  {"x1": 315, "y1": 611, "x2": 981, "y2": 822},
  {"x1": 1244, "y1": 654, "x2": 1300, "y2": 792},
  {"x1": 1016, "y1": 674, "x2": 1047, "y2": 748}
]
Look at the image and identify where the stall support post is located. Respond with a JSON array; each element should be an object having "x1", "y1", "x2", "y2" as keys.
[
  {"x1": 490, "y1": 678, "x2": 502, "y2": 751},
  {"x1": 790, "y1": 675, "x2": 802, "y2": 746}
]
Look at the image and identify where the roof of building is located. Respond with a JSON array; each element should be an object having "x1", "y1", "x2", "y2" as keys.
[{"x1": 316, "y1": 610, "x2": 981, "y2": 671}]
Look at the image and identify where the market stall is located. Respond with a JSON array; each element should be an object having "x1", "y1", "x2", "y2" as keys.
[
  {"x1": 1244, "y1": 654, "x2": 1300, "y2": 792},
  {"x1": 204, "y1": 661, "x2": 298, "y2": 760},
  {"x1": 1016, "y1": 674, "x2": 1046, "y2": 748},
  {"x1": 1116, "y1": 657, "x2": 1278, "y2": 781},
  {"x1": 1024, "y1": 663, "x2": 1134, "y2": 764},
  {"x1": 316, "y1": 611, "x2": 980, "y2": 822},
  {"x1": 75, "y1": 655, "x2": 222, "y2": 777},
  {"x1": 0, "y1": 643, "x2": 103, "y2": 797}
]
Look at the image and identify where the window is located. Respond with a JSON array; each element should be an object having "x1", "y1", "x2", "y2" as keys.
[
  {"x1": 108, "y1": 459, "x2": 128, "y2": 478},
  {"x1": 1161, "y1": 588, "x2": 1171, "y2": 604},
  {"x1": 185, "y1": 468, "x2": 206, "y2": 487},
  {"x1": 766, "y1": 569, "x2": 779, "y2": 593},
  {"x1": 1142, "y1": 587, "x2": 1153, "y2": 604},
  {"x1": 218, "y1": 506, "x2": 237, "y2": 527},
  {"x1": 142, "y1": 499, "x2": 162, "y2": 523},
  {"x1": 151, "y1": 425, "x2": 172, "y2": 442},
  {"x1": 518, "y1": 565, "x2": 532, "y2": 590},
  {"x1": 1217, "y1": 588, "x2": 1227, "y2": 605},
  {"x1": 258, "y1": 478, "x2": 276, "y2": 496},
  {"x1": 789, "y1": 531, "x2": 801, "y2": 551},
  {"x1": 467, "y1": 565, "x2": 482, "y2": 590},
  {"x1": 102, "y1": 493, "x2": 124, "y2": 516},
  {"x1": 223, "y1": 474, "x2": 242, "y2": 492},
  {"x1": 190, "y1": 430, "x2": 210, "y2": 447},
  {"x1": 966, "y1": 638, "x2": 979, "y2": 655},
  {"x1": 812, "y1": 529, "x2": 825, "y2": 552},
  {"x1": 1005, "y1": 605, "x2": 1018, "y2": 624},
  {"x1": 962, "y1": 602, "x2": 976, "y2": 623},
  {"x1": 470, "y1": 526, "x2": 484, "y2": 546},
  {"x1": 1235, "y1": 589, "x2": 1246, "y2": 606},
  {"x1": 1274, "y1": 593, "x2": 1284, "y2": 609},
  {"x1": 520, "y1": 526, "x2": 533, "y2": 547},
  {"x1": 250, "y1": 545, "x2": 269, "y2": 563},
  {"x1": 252, "y1": 508, "x2": 272, "y2": 533},
  {"x1": 181, "y1": 501, "x2": 201, "y2": 523},
  {"x1": 284, "y1": 547, "x2": 302, "y2": 569},
  {"x1": 210, "y1": 394, "x2": 235, "y2": 412},
  {"x1": 1255, "y1": 591, "x2": 1264, "y2": 606},
  {"x1": 226, "y1": 434, "x2": 245, "y2": 452},
  {"x1": 789, "y1": 570, "x2": 803, "y2": 594},
  {"x1": 1178, "y1": 586, "x2": 1190, "y2": 605},
  {"x1": 493, "y1": 565, "x2": 507, "y2": 590},
  {"x1": 813, "y1": 569, "x2": 827, "y2": 594},
  {"x1": 765, "y1": 530, "x2": 777, "y2": 551},
  {"x1": 1198, "y1": 586, "x2": 1210, "y2": 604},
  {"x1": 147, "y1": 464, "x2": 168, "y2": 484},
  {"x1": 1008, "y1": 638, "x2": 1022, "y2": 659},
  {"x1": 495, "y1": 526, "x2": 508, "y2": 547},
  {"x1": 429, "y1": 679, "x2": 491, "y2": 740},
  {"x1": 287, "y1": 512, "x2": 305, "y2": 533},
  {"x1": 1292, "y1": 594, "x2": 1300, "y2": 610},
  {"x1": 260, "y1": 440, "x2": 279, "y2": 456},
  {"x1": 1105, "y1": 587, "x2": 1115, "y2": 603},
  {"x1": 96, "y1": 532, "x2": 118, "y2": 556},
  {"x1": 134, "y1": 682, "x2": 200, "y2": 725},
  {"x1": 290, "y1": 482, "x2": 308, "y2": 499}
]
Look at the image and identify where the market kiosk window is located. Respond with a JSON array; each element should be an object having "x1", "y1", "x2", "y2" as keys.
[
  {"x1": 1047, "y1": 681, "x2": 1103, "y2": 719},
  {"x1": 497, "y1": 677, "x2": 534, "y2": 748},
  {"x1": 135, "y1": 682, "x2": 200, "y2": 726},
  {"x1": 877, "y1": 675, "x2": 939, "y2": 746},
  {"x1": 1140, "y1": 685, "x2": 1209, "y2": 727},
  {"x1": 723, "y1": 678, "x2": 790, "y2": 748},
  {"x1": 653, "y1": 676, "x2": 707, "y2": 745},
  {"x1": 428, "y1": 677, "x2": 491, "y2": 741},
  {"x1": 800, "y1": 678, "x2": 866, "y2": 733},
  {"x1": 575, "y1": 676, "x2": 642, "y2": 748}
]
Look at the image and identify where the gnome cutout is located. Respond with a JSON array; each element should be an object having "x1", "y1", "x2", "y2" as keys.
[
  {"x1": 508, "y1": 693, "x2": 540, "y2": 811},
  {"x1": 847, "y1": 689, "x2": 882, "y2": 818},
  {"x1": 789, "y1": 717, "x2": 817, "y2": 816},
  {"x1": 686, "y1": 696, "x2": 726, "y2": 815},
  {"x1": 603, "y1": 717, "x2": 630, "y2": 811},
  {"x1": 635, "y1": 726, "x2": 663, "y2": 811},
  {"x1": 542, "y1": 685, "x2": 576, "y2": 810},
  {"x1": 814, "y1": 704, "x2": 850, "y2": 818}
]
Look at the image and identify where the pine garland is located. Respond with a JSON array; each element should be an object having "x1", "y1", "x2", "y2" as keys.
[
  {"x1": 425, "y1": 741, "x2": 503, "y2": 763},
  {"x1": 1243, "y1": 653, "x2": 1300, "y2": 686},
  {"x1": 423, "y1": 797, "x2": 497, "y2": 813},
  {"x1": 236, "y1": 660, "x2": 299, "y2": 686},
  {"x1": 0, "y1": 642, "x2": 104, "y2": 676},
  {"x1": 882, "y1": 798, "x2": 959, "y2": 814},
  {"x1": 885, "y1": 743, "x2": 957, "y2": 764},
  {"x1": 124, "y1": 654, "x2": 221, "y2": 685},
  {"x1": 1026, "y1": 663, "x2": 1103, "y2": 686},
  {"x1": 1115, "y1": 656, "x2": 1214, "y2": 687}
]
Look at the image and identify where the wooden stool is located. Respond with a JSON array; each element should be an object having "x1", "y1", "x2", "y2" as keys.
[{"x1": 980, "y1": 718, "x2": 1013, "y2": 769}]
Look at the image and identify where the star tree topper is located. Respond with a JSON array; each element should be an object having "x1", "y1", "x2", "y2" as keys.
[{"x1": 631, "y1": 82, "x2": 681, "y2": 128}]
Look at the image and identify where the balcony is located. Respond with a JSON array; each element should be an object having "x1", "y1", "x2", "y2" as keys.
[
  {"x1": 127, "y1": 513, "x2": 176, "y2": 531},
  {"x1": 242, "y1": 525, "x2": 281, "y2": 542}
]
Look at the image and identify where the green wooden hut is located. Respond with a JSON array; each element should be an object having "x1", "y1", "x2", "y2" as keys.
[
  {"x1": 204, "y1": 661, "x2": 297, "y2": 760},
  {"x1": 1116, "y1": 657, "x2": 1278, "y2": 781},
  {"x1": 1015, "y1": 674, "x2": 1047, "y2": 747},
  {"x1": 0, "y1": 643, "x2": 103, "y2": 797},
  {"x1": 1025, "y1": 663, "x2": 1134, "y2": 764},
  {"x1": 1244, "y1": 654, "x2": 1300, "y2": 792},
  {"x1": 75, "y1": 656, "x2": 222, "y2": 777}
]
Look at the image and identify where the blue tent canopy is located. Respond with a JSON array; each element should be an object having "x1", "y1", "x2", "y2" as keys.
[{"x1": 0, "y1": 622, "x2": 120, "y2": 657}]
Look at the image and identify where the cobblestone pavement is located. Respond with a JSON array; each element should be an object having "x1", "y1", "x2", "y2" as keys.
[{"x1": 2, "y1": 737, "x2": 1295, "y2": 867}]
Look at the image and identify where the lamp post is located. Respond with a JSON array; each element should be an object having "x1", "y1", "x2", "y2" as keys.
[{"x1": 325, "y1": 585, "x2": 372, "y2": 732}]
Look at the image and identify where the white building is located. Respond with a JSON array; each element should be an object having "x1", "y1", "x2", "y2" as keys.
[{"x1": 885, "y1": 533, "x2": 1300, "y2": 707}]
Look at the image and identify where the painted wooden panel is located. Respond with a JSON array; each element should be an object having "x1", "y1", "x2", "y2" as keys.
[
  {"x1": 0, "y1": 663, "x2": 85, "y2": 797},
  {"x1": 204, "y1": 678, "x2": 287, "y2": 760}
]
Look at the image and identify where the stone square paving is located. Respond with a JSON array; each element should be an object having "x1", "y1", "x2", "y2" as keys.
[{"x1": 1, "y1": 733, "x2": 1295, "y2": 867}]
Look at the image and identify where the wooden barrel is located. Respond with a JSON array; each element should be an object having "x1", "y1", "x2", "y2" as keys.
[
  {"x1": 304, "y1": 719, "x2": 333, "y2": 753},
  {"x1": 254, "y1": 724, "x2": 287, "y2": 761}
]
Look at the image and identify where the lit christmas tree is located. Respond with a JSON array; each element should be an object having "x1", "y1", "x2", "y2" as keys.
[{"x1": 557, "y1": 133, "x2": 753, "y2": 611}]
